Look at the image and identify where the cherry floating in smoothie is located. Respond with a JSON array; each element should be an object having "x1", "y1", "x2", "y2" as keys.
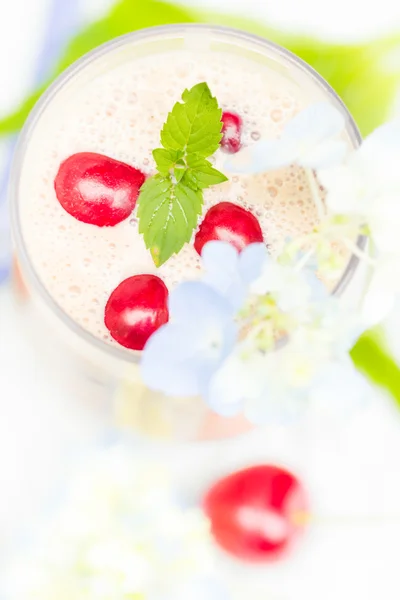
[
  {"x1": 194, "y1": 202, "x2": 263, "y2": 255},
  {"x1": 54, "y1": 152, "x2": 145, "y2": 227},
  {"x1": 105, "y1": 275, "x2": 169, "y2": 351},
  {"x1": 203, "y1": 465, "x2": 309, "y2": 562},
  {"x1": 221, "y1": 111, "x2": 243, "y2": 154}
]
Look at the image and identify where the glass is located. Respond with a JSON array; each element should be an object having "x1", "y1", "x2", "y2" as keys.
[{"x1": 9, "y1": 24, "x2": 365, "y2": 442}]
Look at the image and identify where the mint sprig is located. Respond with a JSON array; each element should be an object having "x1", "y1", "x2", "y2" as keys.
[{"x1": 137, "y1": 82, "x2": 228, "y2": 267}]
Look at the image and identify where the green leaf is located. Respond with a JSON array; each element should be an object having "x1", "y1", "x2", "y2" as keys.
[
  {"x1": 152, "y1": 148, "x2": 182, "y2": 176},
  {"x1": 137, "y1": 175, "x2": 202, "y2": 267},
  {"x1": 160, "y1": 82, "x2": 223, "y2": 157},
  {"x1": 137, "y1": 81, "x2": 226, "y2": 266},
  {"x1": 351, "y1": 327, "x2": 400, "y2": 406},
  {"x1": 174, "y1": 165, "x2": 186, "y2": 183},
  {"x1": 186, "y1": 154, "x2": 228, "y2": 189}
]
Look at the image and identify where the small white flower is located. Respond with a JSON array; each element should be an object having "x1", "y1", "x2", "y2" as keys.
[
  {"x1": 318, "y1": 162, "x2": 363, "y2": 216},
  {"x1": 309, "y1": 357, "x2": 371, "y2": 418},
  {"x1": 362, "y1": 255, "x2": 400, "y2": 325},
  {"x1": 5, "y1": 448, "x2": 215, "y2": 600},
  {"x1": 206, "y1": 352, "x2": 267, "y2": 417},
  {"x1": 225, "y1": 102, "x2": 347, "y2": 174},
  {"x1": 251, "y1": 261, "x2": 324, "y2": 313},
  {"x1": 246, "y1": 329, "x2": 368, "y2": 424},
  {"x1": 355, "y1": 119, "x2": 400, "y2": 188},
  {"x1": 206, "y1": 290, "x2": 367, "y2": 424},
  {"x1": 367, "y1": 194, "x2": 400, "y2": 254},
  {"x1": 319, "y1": 120, "x2": 400, "y2": 254}
]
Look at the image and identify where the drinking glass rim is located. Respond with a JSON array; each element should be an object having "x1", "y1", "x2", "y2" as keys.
[{"x1": 9, "y1": 23, "x2": 366, "y2": 366}]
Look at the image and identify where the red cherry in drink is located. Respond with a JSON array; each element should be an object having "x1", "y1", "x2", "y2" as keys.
[
  {"x1": 194, "y1": 202, "x2": 264, "y2": 255},
  {"x1": 203, "y1": 465, "x2": 309, "y2": 562},
  {"x1": 105, "y1": 275, "x2": 169, "y2": 350},
  {"x1": 221, "y1": 111, "x2": 243, "y2": 154},
  {"x1": 54, "y1": 152, "x2": 146, "y2": 227}
]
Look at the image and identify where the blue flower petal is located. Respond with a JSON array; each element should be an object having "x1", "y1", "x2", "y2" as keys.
[
  {"x1": 190, "y1": 320, "x2": 238, "y2": 391},
  {"x1": 238, "y1": 243, "x2": 270, "y2": 285},
  {"x1": 0, "y1": 265, "x2": 9, "y2": 284},
  {"x1": 204, "y1": 358, "x2": 245, "y2": 417},
  {"x1": 224, "y1": 139, "x2": 293, "y2": 174},
  {"x1": 141, "y1": 324, "x2": 203, "y2": 396},
  {"x1": 205, "y1": 380, "x2": 244, "y2": 417},
  {"x1": 141, "y1": 280, "x2": 238, "y2": 398},
  {"x1": 201, "y1": 241, "x2": 243, "y2": 304},
  {"x1": 201, "y1": 242, "x2": 269, "y2": 310},
  {"x1": 169, "y1": 281, "x2": 235, "y2": 325},
  {"x1": 201, "y1": 242, "x2": 248, "y2": 310},
  {"x1": 283, "y1": 102, "x2": 345, "y2": 146},
  {"x1": 141, "y1": 320, "x2": 237, "y2": 398},
  {"x1": 301, "y1": 139, "x2": 347, "y2": 169},
  {"x1": 201, "y1": 240, "x2": 239, "y2": 273}
]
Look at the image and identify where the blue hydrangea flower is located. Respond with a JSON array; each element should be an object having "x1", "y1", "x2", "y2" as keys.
[
  {"x1": 141, "y1": 239, "x2": 368, "y2": 424},
  {"x1": 251, "y1": 260, "x2": 327, "y2": 315},
  {"x1": 205, "y1": 350, "x2": 308, "y2": 422},
  {"x1": 141, "y1": 242, "x2": 273, "y2": 402},
  {"x1": 206, "y1": 328, "x2": 370, "y2": 423},
  {"x1": 201, "y1": 241, "x2": 269, "y2": 309},
  {"x1": 204, "y1": 287, "x2": 368, "y2": 422},
  {"x1": 141, "y1": 281, "x2": 237, "y2": 397}
]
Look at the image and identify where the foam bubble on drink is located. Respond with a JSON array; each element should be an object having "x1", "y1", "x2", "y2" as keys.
[{"x1": 19, "y1": 50, "x2": 338, "y2": 348}]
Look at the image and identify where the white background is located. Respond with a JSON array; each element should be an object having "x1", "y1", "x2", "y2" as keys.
[{"x1": 1, "y1": 1, "x2": 400, "y2": 598}]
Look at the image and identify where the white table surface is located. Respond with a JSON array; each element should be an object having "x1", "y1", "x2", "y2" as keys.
[{"x1": 2, "y1": 1, "x2": 400, "y2": 598}]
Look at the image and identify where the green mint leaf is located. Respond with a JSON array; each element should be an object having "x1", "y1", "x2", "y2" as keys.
[
  {"x1": 152, "y1": 148, "x2": 183, "y2": 176},
  {"x1": 160, "y1": 82, "x2": 223, "y2": 157},
  {"x1": 181, "y1": 171, "x2": 200, "y2": 191},
  {"x1": 174, "y1": 165, "x2": 186, "y2": 183},
  {"x1": 186, "y1": 155, "x2": 228, "y2": 189},
  {"x1": 138, "y1": 82, "x2": 227, "y2": 266},
  {"x1": 138, "y1": 175, "x2": 202, "y2": 266}
]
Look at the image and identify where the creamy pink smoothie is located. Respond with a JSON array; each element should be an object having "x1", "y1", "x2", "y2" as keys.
[{"x1": 17, "y1": 47, "x2": 327, "y2": 351}]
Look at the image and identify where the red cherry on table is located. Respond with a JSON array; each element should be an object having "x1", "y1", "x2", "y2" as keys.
[
  {"x1": 54, "y1": 152, "x2": 145, "y2": 227},
  {"x1": 203, "y1": 465, "x2": 309, "y2": 562},
  {"x1": 105, "y1": 275, "x2": 169, "y2": 351},
  {"x1": 194, "y1": 202, "x2": 264, "y2": 255},
  {"x1": 221, "y1": 111, "x2": 243, "y2": 154}
]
